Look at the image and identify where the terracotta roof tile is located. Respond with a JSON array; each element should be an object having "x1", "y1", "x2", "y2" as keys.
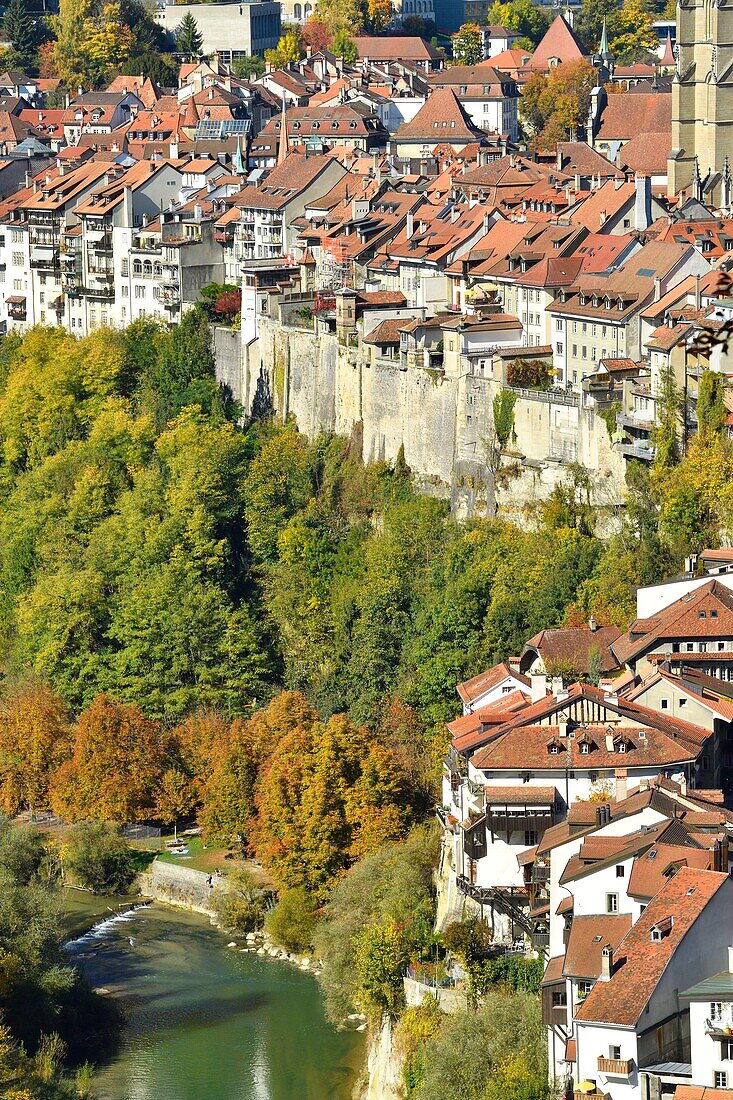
[
  {"x1": 564, "y1": 914, "x2": 633, "y2": 979},
  {"x1": 575, "y1": 867, "x2": 729, "y2": 1025}
]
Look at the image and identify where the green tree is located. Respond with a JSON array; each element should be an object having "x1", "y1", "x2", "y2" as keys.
[
  {"x1": 315, "y1": 0, "x2": 363, "y2": 34},
  {"x1": 492, "y1": 389, "x2": 517, "y2": 449},
  {"x1": 265, "y1": 24, "x2": 302, "y2": 67},
  {"x1": 62, "y1": 823, "x2": 136, "y2": 894},
  {"x1": 696, "y1": 368, "x2": 727, "y2": 443},
  {"x1": 176, "y1": 11, "x2": 203, "y2": 59},
  {"x1": 520, "y1": 59, "x2": 596, "y2": 147},
  {"x1": 452, "y1": 22, "x2": 483, "y2": 65},
  {"x1": 574, "y1": 0, "x2": 618, "y2": 53},
  {"x1": 232, "y1": 53, "x2": 265, "y2": 79},
  {"x1": 414, "y1": 991, "x2": 548, "y2": 1100},
  {"x1": 4, "y1": 0, "x2": 37, "y2": 72},
  {"x1": 487, "y1": 0, "x2": 551, "y2": 46},
  {"x1": 314, "y1": 825, "x2": 438, "y2": 1022},
  {"x1": 332, "y1": 27, "x2": 357, "y2": 62},
  {"x1": 651, "y1": 360, "x2": 683, "y2": 471},
  {"x1": 265, "y1": 887, "x2": 318, "y2": 952},
  {"x1": 610, "y1": 0, "x2": 657, "y2": 62},
  {"x1": 211, "y1": 868, "x2": 267, "y2": 933}
]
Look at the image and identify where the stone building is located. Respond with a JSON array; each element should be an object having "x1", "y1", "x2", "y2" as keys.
[{"x1": 668, "y1": 0, "x2": 733, "y2": 206}]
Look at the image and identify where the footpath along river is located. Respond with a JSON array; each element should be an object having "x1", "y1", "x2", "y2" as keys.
[{"x1": 64, "y1": 899, "x2": 364, "y2": 1100}]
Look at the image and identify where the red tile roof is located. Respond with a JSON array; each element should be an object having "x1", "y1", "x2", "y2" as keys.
[
  {"x1": 522, "y1": 624, "x2": 621, "y2": 674},
  {"x1": 575, "y1": 867, "x2": 729, "y2": 1026},
  {"x1": 595, "y1": 92, "x2": 672, "y2": 142},
  {"x1": 395, "y1": 87, "x2": 488, "y2": 144},
  {"x1": 530, "y1": 14, "x2": 586, "y2": 69},
  {"x1": 355, "y1": 35, "x2": 437, "y2": 62},
  {"x1": 457, "y1": 662, "x2": 528, "y2": 704},
  {"x1": 612, "y1": 580, "x2": 733, "y2": 665},
  {"x1": 628, "y1": 843, "x2": 713, "y2": 900},
  {"x1": 564, "y1": 913, "x2": 633, "y2": 979}
]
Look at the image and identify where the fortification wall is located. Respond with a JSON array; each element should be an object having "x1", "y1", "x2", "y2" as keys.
[{"x1": 228, "y1": 321, "x2": 627, "y2": 524}]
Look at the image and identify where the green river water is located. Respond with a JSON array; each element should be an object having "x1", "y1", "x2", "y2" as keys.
[{"x1": 64, "y1": 899, "x2": 364, "y2": 1100}]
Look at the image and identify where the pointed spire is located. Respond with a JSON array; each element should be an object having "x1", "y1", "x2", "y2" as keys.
[
  {"x1": 233, "y1": 135, "x2": 246, "y2": 176},
  {"x1": 693, "y1": 155, "x2": 702, "y2": 200},
  {"x1": 277, "y1": 96, "x2": 289, "y2": 166},
  {"x1": 660, "y1": 29, "x2": 675, "y2": 69},
  {"x1": 599, "y1": 18, "x2": 611, "y2": 60}
]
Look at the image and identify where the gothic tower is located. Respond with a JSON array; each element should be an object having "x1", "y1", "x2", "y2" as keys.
[{"x1": 668, "y1": 0, "x2": 733, "y2": 207}]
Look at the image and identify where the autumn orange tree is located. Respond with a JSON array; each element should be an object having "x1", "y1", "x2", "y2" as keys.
[
  {"x1": 520, "y1": 59, "x2": 596, "y2": 150},
  {"x1": 251, "y1": 694, "x2": 413, "y2": 900},
  {"x1": 0, "y1": 681, "x2": 71, "y2": 816},
  {"x1": 199, "y1": 692, "x2": 317, "y2": 850},
  {"x1": 50, "y1": 694, "x2": 167, "y2": 822}
]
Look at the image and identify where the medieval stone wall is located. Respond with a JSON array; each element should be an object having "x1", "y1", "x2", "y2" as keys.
[{"x1": 221, "y1": 320, "x2": 628, "y2": 526}]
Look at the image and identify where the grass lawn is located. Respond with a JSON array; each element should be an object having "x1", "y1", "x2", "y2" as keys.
[{"x1": 153, "y1": 836, "x2": 272, "y2": 882}]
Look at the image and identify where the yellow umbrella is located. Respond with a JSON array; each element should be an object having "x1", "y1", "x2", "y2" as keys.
[{"x1": 576, "y1": 1082, "x2": 597, "y2": 1094}]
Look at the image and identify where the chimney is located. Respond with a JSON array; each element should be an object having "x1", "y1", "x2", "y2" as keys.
[
  {"x1": 615, "y1": 772, "x2": 627, "y2": 803},
  {"x1": 406, "y1": 210, "x2": 413, "y2": 239},
  {"x1": 194, "y1": 202, "x2": 202, "y2": 221},
  {"x1": 600, "y1": 945, "x2": 613, "y2": 980},
  {"x1": 634, "y1": 174, "x2": 652, "y2": 230},
  {"x1": 695, "y1": 274, "x2": 701, "y2": 310},
  {"x1": 551, "y1": 676, "x2": 564, "y2": 698},
  {"x1": 530, "y1": 673, "x2": 548, "y2": 704}
]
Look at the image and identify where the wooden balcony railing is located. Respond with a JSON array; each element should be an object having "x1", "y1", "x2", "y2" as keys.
[{"x1": 598, "y1": 1056, "x2": 632, "y2": 1076}]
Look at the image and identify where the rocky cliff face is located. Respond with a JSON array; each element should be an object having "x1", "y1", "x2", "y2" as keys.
[{"x1": 361, "y1": 1018, "x2": 403, "y2": 1100}]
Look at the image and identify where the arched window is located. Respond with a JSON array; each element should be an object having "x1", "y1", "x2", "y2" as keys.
[
  {"x1": 143, "y1": 261, "x2": 152, "y2": 277},
  {"x1": 304, "y1": 2, "x2": 312, "y2": 14},
  {"x1": 294, "y1": 2, "x2": 301, "y2": 16},
  {"x1": 153, "y1": 262, "x2": 162, "y2": 277},
  {"x1": 133, "y1": 259, "x2": 142, "y2": 275}
]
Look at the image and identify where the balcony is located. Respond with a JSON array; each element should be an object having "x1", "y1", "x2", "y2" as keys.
[
  {"x1": 131, "y1": 237, "x2": 161, "y2": 253},
  {"x1": 598, "y1": 1057, "x2": 632, "y2": 1077}
]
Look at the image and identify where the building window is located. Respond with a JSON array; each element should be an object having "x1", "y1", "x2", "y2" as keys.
[
  {"x1": 615, "y1": 865, "x2": 624, "y2": 877},
  {"x1": 12, "y1": 252, "x2": 23, "y2": 266},
  {"x1": 606, "y1": 893, "x2": 619, "y2": 913},
  {"x1": 715, "y1": 1073, "x2": 728, "y2": 1088},
  {"x1": 722, "y1": 1041, "x2": 733, "y2": 1061},
  {"x1": 609, "y1": 1045, "x2": 621, "y2": 1060},
  {"x1": 660, "y1": 699, "x2": 669, "y2": 710},
  {"x1": 525, "y1": 829, "x2": 537, "y2": 846}
]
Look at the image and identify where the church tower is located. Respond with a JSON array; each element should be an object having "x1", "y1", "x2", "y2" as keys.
[{"x1": 668, "y1": 0, "x2": 733, "y2": 207}]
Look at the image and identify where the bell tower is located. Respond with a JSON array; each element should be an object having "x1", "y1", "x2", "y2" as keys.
[{"x1": 668, "y1": 0, "x2": 733, "y2": 207}]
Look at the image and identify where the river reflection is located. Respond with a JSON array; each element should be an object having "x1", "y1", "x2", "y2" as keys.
[{"x1": 66, "y1": 903, "x2": 363, "y2": 1100}]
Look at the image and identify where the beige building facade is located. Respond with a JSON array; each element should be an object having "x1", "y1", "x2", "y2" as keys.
[{"x1": 668, "y1": 0, "x2": 733, "y2": 205}]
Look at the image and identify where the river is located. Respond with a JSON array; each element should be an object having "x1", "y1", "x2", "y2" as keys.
[{"x1": 64, "y1": 899, "x2": 364, "y2": 1100}]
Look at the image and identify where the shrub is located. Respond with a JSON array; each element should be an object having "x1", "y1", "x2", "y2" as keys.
[
  {"x1": 211, "y1": 868, "x2": 267, "y2": 934},
  {"x1": 414, "y1": 990, "x2": 548, "y2": 1100},
  {"x1": 506, "y1": 357, "x2": 552, "y2": 389},
  {"x1": 265, "y1": 887, "x2": 318, "y2": 953},
  {"x1": 63, "y1": 824, "x2": 136, "y2": 894},
  {"x1": 441, "y1": 916, "x2": 492, "y2": 964}
]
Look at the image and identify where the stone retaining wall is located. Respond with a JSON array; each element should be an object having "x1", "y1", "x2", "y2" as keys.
[{"x1": 139, "y1": 861, "x2": 222, "y2": 917}]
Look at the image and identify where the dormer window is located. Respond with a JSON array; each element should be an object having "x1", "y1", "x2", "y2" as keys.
[
  {"x1": 650, "y1": 920, "x2": 671, "y2": 943},
  {"x1": 580, "y1": 742, "x2": 591, "y2": 754}
]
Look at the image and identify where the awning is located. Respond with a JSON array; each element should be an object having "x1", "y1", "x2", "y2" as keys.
[{"x1": 6, "y1": 295, "x2": 25, "y2": 304}]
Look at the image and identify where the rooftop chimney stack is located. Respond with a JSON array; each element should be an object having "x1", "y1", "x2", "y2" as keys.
[
  {"x1": 600, "y1": 945, "x2": 613, "y2": 980},
  {"x1": 530, "y1": 673, "x2": 547, "y2": 704}
]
